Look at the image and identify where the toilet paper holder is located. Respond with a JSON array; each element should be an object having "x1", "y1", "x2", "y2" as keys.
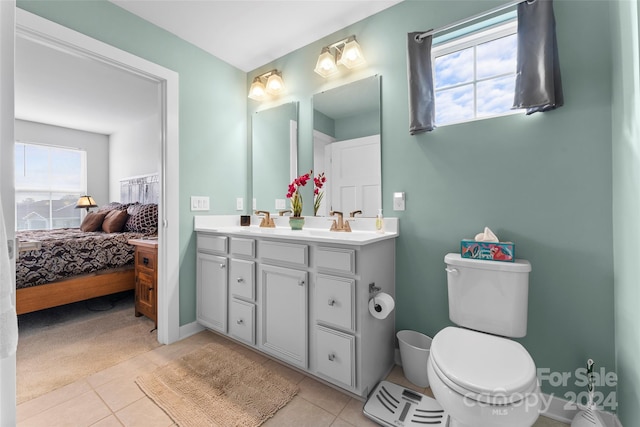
[{"x1": 369, "y1": 283, "x2": 383, "y2": 313}]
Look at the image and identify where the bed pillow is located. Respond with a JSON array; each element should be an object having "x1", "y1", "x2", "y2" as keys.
[
  {"x1": 102, "y1": 209, "x2": 129, "y2": 233},
  {"x1": 124, "y1": 203, "x2": 158, "y2": 234},
  {"x1": 80, "y1": 211, "x2": 108, "y2": 232},
  {"x1": 97, "y1": 202, "x2": 123, "y2": 212}
]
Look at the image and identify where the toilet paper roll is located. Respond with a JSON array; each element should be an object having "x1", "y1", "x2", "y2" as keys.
[{"x1": 369, "y1": 292, "x2": 395, "y2": 319}]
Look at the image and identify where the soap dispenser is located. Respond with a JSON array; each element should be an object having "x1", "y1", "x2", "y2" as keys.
[{"x1": 375, "y1": 209, "x2": 384, "y2": 234}]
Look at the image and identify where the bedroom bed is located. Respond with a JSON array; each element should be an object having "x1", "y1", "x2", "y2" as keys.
[{"x1": 15, "y1": 201, "x2": 158, "y2": 315}]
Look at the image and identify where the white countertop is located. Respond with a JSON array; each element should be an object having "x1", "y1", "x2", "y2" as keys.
[{"x1": 194, "y1": 215, "x2": 399, "y2": 245}]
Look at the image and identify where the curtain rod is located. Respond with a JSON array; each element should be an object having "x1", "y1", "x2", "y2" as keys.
[{"x1": 415, "y1": 0, "x2": 533, "y2": 41}]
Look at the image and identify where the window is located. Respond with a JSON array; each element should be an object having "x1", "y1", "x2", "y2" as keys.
[
  {"x1": 433, "y1": 18, "x2": 518, "y2": 126},
  {"x1": 15, "y1": 143, "x2": 87, "y2": 230}
]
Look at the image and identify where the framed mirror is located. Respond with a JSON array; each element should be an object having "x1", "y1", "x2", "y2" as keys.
[
  {"x1": 313, "y1": 75, "x2": 381, "y2": 217},
  {"x1": 252, "y1": 102, "x2": 298, "y2": 212}
]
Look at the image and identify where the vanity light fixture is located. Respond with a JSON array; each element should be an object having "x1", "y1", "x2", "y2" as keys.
[
  {"x1": 248, "y1": 69, "x2": 286, "y2": 101},
  {"x1": 314, "y1": 35, "x2": 366, "y2": 78}
]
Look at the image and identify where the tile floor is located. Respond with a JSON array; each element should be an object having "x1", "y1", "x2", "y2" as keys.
[{"x1": 17, "y1": 329, "x2": 569, "y2": 427}]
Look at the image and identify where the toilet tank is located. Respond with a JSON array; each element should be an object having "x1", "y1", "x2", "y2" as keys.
[{"x1": 444, "y1": 253, "x2": 532, "y2": 338}]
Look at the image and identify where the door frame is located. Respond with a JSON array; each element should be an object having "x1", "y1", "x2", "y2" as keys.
[{"x1": 15, "y1": 9, "x2": 181, "y2": 345}]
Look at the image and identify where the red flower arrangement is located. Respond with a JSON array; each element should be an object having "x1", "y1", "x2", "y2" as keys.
[
  {"x1": 313, "y1": 172, "x2": 326, "y2": 216},
  {"x1": 286, "y1": 171, "x2": 311, "y2": 217}
]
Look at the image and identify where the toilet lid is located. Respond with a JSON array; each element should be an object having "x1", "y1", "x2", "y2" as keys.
[{"x1": 430, "y1": 327, "x2": 537, "y2": 404}]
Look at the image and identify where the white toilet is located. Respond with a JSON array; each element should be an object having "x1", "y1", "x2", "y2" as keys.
[{"x1": 427, "y1": 253, "x2": 541, "y2": 427}]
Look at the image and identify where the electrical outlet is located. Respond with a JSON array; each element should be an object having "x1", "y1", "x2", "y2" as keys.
[
  {"x1": 236, "y1": 197, "x2": 244, "y2": 211},
  {"x1": 393, "y1": 192, "x2": 405, "y2": 211},
  {"x1": 190, "y1": 196, "x2": 210, "y2": 211}
]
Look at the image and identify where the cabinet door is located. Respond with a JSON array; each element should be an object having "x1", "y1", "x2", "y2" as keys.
[
  {"x1": 260, "y1": 264, "x2": 308, "y2": 369},
  {"x1": 196, "y1": 252, "x2": 227, "y2": 333},
  {"x1": 135, "y1": 269, "x2": 156, "y2": 320}
]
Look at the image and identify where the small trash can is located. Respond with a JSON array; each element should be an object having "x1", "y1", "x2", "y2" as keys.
[{"x1": 397, "y1": 330, "x2": 432, "y2": 387}]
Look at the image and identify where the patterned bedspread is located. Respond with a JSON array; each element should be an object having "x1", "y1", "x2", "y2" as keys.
[{"x1": 16, "y1": 228, "x2": 151, "y2": 289}]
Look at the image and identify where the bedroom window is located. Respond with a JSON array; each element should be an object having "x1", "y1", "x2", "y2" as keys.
[
  {"x1": 433, "y1": 17, "x2": 518, "y2": 126},
  {"x1": 15, "y1": 143, "x2": 87, "y2": 230}
]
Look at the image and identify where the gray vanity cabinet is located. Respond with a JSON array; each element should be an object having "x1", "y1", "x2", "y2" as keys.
[{"x1": 195, "y1": 230, "x2": 396, "y2": 399}]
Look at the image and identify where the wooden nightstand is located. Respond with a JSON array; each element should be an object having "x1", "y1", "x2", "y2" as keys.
[{"x1": 129, "y1": 239, "x2": 159, "y2": 326}]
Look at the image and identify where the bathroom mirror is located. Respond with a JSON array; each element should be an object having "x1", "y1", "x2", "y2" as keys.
[
  {"x1": 313, "y1": 75, "x2": 381, "y2": 217},
  {"x1": 252, "y1": 102, "x2": 298, "y2": 212}
]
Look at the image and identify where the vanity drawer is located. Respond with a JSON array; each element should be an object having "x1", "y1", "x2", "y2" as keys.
[
  {"x1": 316, "y1": 247, "x2": 355, "y2": 275},
  {"x1": 260, "y1": 241, "x2": 308, "y2": 268},
  {"x1": 229, "y1": 299, "x2": 255, "y2": 345},
  {"x1": 230, "y1": 237, "x2": 255, "y2": 258},
  {"x1": 315, "y1": 326, "x2": 355, "y2": 387},
  {"x1": 197, "y1": 234, "x2": 227, "y2": 254},
  {"x1": 229, "y1": 259, "x2": 255, "y2": 301},
  {"x1": 315, "y1": 275, "x2": 355, "y2": 332}
]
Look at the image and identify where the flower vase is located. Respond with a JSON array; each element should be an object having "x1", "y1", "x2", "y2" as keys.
[{"x1": 289, "y1": 216, "x2": 305, "y2": 230}]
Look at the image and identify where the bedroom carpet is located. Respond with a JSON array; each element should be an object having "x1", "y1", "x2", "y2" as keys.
[
  {"x1": 136, "y1": 342, "x2": 299, "y2": 427},
  {"x1": 16, "y1": 291, "x2": 161, "y2": 404}
]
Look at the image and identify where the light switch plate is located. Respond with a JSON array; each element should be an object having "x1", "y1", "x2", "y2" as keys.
[
  {"x1": 393, "y1": 192, "x2": 405, "y2": 211},
  {"x1": 190, "y1": 196, "x2": 210, "y2": 211},
  {"x1": 236, "y1": 197, "x2": 244, "y2": 211},
  {"x1": 275, "y1": 199, "x2": 286, "y2": 210}
]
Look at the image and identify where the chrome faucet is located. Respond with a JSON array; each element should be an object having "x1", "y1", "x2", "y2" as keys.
[
  {"x1": 255, "y1": 210, "x2": 275, "y2": 228},
  {"x1": 329, "y1": 210, "x2": 351, "y2": 232}
]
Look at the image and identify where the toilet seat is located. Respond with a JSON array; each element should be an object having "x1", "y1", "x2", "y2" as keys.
[{"x1": 430, "y1": 327, "x2": 538, "y2": 405}]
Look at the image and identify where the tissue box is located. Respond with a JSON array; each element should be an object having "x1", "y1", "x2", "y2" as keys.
[{"x1": 460, "y1": 240, "x2": 515, "y2": 262}]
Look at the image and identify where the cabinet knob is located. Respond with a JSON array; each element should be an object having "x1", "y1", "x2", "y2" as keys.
[
  {"x1": 237, "y1": 277, "x2": 244, "y2": 283},
  {"x1": 298, "y1": 280, "x2": 305, "y2": 286},
  {"x1": 148, "y1": 287, "x2": 154, "y2": 291},
  {"x1": 219, "y1": 263, "x2": 226, "y2": 269},
  {"x1": 143, "y1": 257, "x2": 149, "y2": 265},
  {"x1": 237, "y1": 319, "x2": 244, "y2": 325},
  {"x1": 328, "y1": 353, "x2": 336, "y2": 362},
  {"x1": 328, "y1": 299, "x2": 336, "y2": 306}
]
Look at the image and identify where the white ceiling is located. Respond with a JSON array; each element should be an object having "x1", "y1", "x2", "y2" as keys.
[
  {"x1": 110, "y1": 0, "x2": 402, "y2": 72},
  {"x1": 15, "y1": 36, "x2": 160, "y2": 135},
  {"x1": 15, "y1": 1, "x2": 402, "y2": 135}
]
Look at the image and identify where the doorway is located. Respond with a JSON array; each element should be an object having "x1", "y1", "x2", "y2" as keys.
[{"x1": 14, "y1": 9, "x2": 180, "y2": 344}]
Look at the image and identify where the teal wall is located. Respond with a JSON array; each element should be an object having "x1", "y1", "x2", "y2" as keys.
[
  {"x1": 20, "y1": 0, "x2": 627, "y2": 407},
  {"x1": 611, "y1": 0, "x2": 640, "y2": 424},
  {"x1": 16, "y1": 0, "x2": 248, "y2": 326},
  {"x1": 248, "y1": 0, "x2": 616, "y2": 400},
  {"x1": 335, "y1": 110, "x2": 379, "y2": 141}
]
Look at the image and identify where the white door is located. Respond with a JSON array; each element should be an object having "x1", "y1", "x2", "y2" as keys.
[
  {"x1": 328, "y1": 135, "x2": 381, "y2": 217},
  {"x1": 0, "y1": 1, "x2": 16, "y2": 424}
]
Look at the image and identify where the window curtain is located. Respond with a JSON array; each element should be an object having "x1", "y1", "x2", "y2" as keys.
[
  {"x1": 407, "y1": 32, "x2": 435, "y2": 135},
  {"x1": 512, "y1": 0, "x2": 564, "y2": 114},
  {"x1": 0, "y1": 197, "x2": 18, "y2": 360}
]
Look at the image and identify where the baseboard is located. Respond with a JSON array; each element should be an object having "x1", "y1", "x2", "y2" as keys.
[
  {"x1": 178, "y1": 320, "x2": 204, "y2": 339},
  {"x1": 392, "y1": 352, "x2": 620, "y2": 426}
]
